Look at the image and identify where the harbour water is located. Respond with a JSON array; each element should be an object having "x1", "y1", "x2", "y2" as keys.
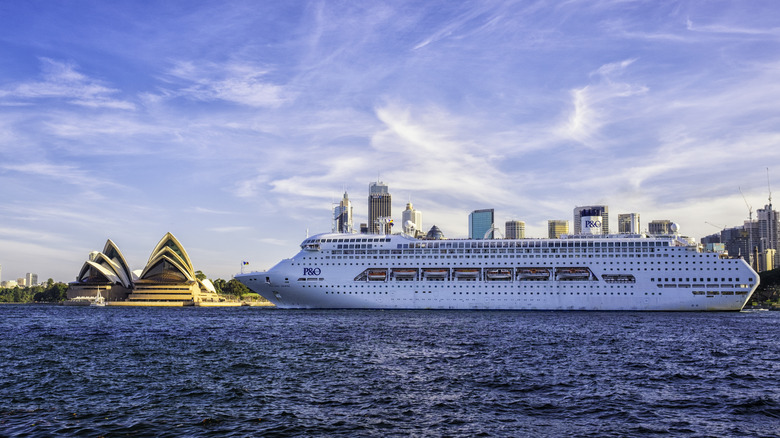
[{"x1": 1, "y1": 305, "x2": 778, "y2": 437}]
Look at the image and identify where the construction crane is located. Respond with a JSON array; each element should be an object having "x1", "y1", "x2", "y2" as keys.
[
  {"x1": 739, "y1": 186, "x2": 753, "y2": 222},
  {"x1": 705, "y1": 221, "x2": 725, "y2": 230},
  {"x1": 738, "y1": 186, "x2": 755, "y2": 269},
  {"x1": 767, "y1": 167, "x2": 773, "y2": 208}
]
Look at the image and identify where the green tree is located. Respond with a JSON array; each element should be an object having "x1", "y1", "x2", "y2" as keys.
[
  {"x1": 33, "y1": 282, "x2": 68, "y2": 302},
  {"x1": 195, "y1": 270, "x2": 207, "y2": 281},
  {"x1": 212, "y1": 278, "x2": 227, "y2": 295},
  {"x1": 223, "y1": 278, "x2": 250, "y2": 298}
]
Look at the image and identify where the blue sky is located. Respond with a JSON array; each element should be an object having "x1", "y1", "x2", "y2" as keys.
[{"x1": 1, "y1": 0, "x2": 778, "y2": 282}]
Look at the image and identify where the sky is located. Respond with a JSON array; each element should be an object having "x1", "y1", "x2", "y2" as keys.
[{"x1": 1, "y1": 0, "x2": 779, "y2": 283}]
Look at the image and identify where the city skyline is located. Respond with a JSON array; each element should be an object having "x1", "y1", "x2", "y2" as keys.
[{"x1": 1, "y1": 1, "x2": 779, "y2": 281}]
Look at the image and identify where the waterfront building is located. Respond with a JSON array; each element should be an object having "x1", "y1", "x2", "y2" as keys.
[
  {"x1": 67, "y1": 239, "x2": 134, "y2": 301},
  {"x1": 25, "y1": 273, "x2": 38, "y2": 287},
  {"x1": 505, "y1": 220, "x2": 525, "y2": 239},
  {"x1": 333, "y1": 191, "x2": 353, "y2": 234},
  {"x1": 67, "y1": 233, "x2": 221, "y2": 304},
  {"x1": 648, "y1": 220, "x2": 675, "y2": 236},
  {"x1": 127, "y1": 233, "x2": 220, "y2": 303},
  {"x1": 469, "y1": 209, "x2": 495, "y2": 239},
  {"x1": 618, "y1": 213, "x2": 640, "y2": 234},
  {"x1": 368, "y1": 181, "x2": 392, "y2": 234},
  {"x1": 548, "y1": 220, "x2": 569, "y2": 239},
  {"x1": 402, "y1": 202, "x2": 423, "y2": 237},
  {"x1": 574, "y1": 205, "x2": 609, "y2": 235}
]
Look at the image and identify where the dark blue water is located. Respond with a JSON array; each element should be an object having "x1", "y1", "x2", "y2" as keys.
[{"x1": 1, "y1": 306, "x2": 778, "y2": 437}]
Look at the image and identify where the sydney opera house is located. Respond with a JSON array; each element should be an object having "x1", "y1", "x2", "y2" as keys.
[{"x1": 67, "y1": 232, "x2": 222, "y2": 305}]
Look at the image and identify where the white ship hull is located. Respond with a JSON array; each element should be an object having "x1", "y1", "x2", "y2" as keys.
[{"x1": 236, "y1": 233, "x2": 759, "y2": 311}]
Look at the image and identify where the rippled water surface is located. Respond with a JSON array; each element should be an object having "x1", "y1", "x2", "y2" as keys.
[{"x1": 1, "y1": 306, "x2": 779, "y2": 437}]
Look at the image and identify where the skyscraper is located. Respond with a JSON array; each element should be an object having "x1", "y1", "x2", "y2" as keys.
[
  {"x1": 573, "y1": 205, "x2": 609, "y2": 235},
  {"x1": 618, "y1": 213, "x2": 640, "y2": 234},
  {"x1": 548, "y1": 220, "x2": 569, "y2": 238},
  {"x1": 469, "y1": 209, "x2": 495, "y2": 239},
  {"x1": 757, "y1": 202, "x2": 779, "y2": 269},
  {"x1": 402, "y1": 202, "x2": 422, "y2": 236},
  {"x1": 505, "y1": 220, "x2": 525, "y2": 239},
  {"x1": 368, "y1": 181, "x2": 392, "y2": 234},
  {"x1": 333, "y1": 191, "x2": 353, "y2": 233},
  {"x1": 25, "y1": 273, "x2": 38, "y2": 287}
]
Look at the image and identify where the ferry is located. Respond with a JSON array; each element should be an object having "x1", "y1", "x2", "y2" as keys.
[{"x1": 235, "y1": 232, "x2": 759, "y2": 311}]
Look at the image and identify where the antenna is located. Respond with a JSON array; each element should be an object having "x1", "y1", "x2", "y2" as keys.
[{"x1": 767, "y1": 167, "x2": 772, "y2": 208}]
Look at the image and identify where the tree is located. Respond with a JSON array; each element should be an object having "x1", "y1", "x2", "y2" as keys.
[
  {"x1": 34, "y1": 282, "x2": 68, "y2": 302},
  {"x1": 212, "y1": 278, "x2": 227, "y2": 295},
  {"x1": 223, "y1": 279, "x2": 250, "y2": 298},
  {"x1": 195, "y1": 270, "x2": 207, "y2": 281}
]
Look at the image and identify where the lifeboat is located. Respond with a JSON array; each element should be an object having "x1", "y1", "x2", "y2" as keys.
[
  {"x1": 556, "y1": 268, "x2": 591, "y2": 280},
  {"x1": 517, "y1": 268, "x2": 550, "y2": 280},
  {"x1": 453, "y1": 268, "x2": 480, "y2": 279},
  {"x1": 367, "y1": 269, "x2": 387, "y2": 281},
  {"x1": 485, "y1": 268, "x2": 512, "y2": 281},
  {"x1": 392, "y1": 268, "x2": 418, "y2": 279},
  {"x1": 423, "y1": 268, "x2": 448, "y2": 279}
]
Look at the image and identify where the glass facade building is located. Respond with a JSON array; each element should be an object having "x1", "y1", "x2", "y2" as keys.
[
  {"x1": 548, "y1": 220, "x2": 569, "y2": 239},
  {"x1": 505, "y1": 220, "x2": 525, "y2": 239},
  {"x1": 368, "y1": 181, "x2": 392, "y2": 234},
  {"x1": 469, "y1": 209, "x2": 494, "y2": 239}
]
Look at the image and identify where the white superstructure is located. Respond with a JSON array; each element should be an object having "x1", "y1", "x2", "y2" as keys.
[{"x1": 235, "y1": 232, "x2": 759, "y2": 311}]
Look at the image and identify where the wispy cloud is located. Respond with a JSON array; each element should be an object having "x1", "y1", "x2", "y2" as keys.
[
  {"x1": 0, "y1": 58, "x2": 135, "y2": 109},
  {"x1": 0, "y1": 162, "x2": 125, "y2": 190},
  {"x1": 686, "y1": 18, "x2": 780, "y2": 36},
  {"x1": 558, "y1": 59, "x2": 648, "y2": 147},
  {"x1": 161, "y1": 61, "x2": 291, "y2": 107}
]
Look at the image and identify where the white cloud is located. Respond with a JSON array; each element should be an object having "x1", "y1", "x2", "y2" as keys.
[
  {"x1": 559, "y1": 59, "x2": 648, "y2": 147},
  {"x1": 161, "y1": 61, "x2": 290, "y2": 107},
  {"x1": 0, "y1": 58, "x2": 135, "y2": 110}
]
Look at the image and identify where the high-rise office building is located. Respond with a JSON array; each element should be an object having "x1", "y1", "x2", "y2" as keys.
[
  {"x1": 25, "y1": 273, "x2": 38, "y2": 287},
  {"x1": 573, "y1": 205, "x2": 609, "y2": 235},
  {"x1": 757, "y1": 202, "x2": 779, "y2": 269},
  {"x1": 505, "y1": 220, "x2": 525, "y2": 239},
  {"x1": 469, "y1": 209, "x2": 495, "y2": 239},
  {"x1": 368, "y1": 181, "x2": 392, "y2": 234},
  {"x1": 402, "y1": 202, "x2": 423, "y2": 236},
  {"x1": 548, "y1": 220, "x2": 569, "y2": 238},
  {"x1": 333, "y1": 191, "x2": 353, "y2": 233},
  {"x1": 618, "y1": 213, "x2": 640, "y2": 234}
]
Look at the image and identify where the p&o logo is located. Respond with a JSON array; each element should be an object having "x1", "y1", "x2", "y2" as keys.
[
  {"x1": 585, "y1": 220, "x2": 602, "y2": 228},
  {"x1": 304, "y1": 267, "x2": 321, "y2": 276}
]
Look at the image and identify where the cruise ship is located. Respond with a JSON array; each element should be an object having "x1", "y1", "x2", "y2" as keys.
[{"x1": 235, "y1": 232, "x2": 759, "y2": 311}]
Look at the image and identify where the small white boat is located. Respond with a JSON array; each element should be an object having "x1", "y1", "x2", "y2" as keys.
[{"x1": 91, "y1": 290, "x2": 106, "y2": 307}]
